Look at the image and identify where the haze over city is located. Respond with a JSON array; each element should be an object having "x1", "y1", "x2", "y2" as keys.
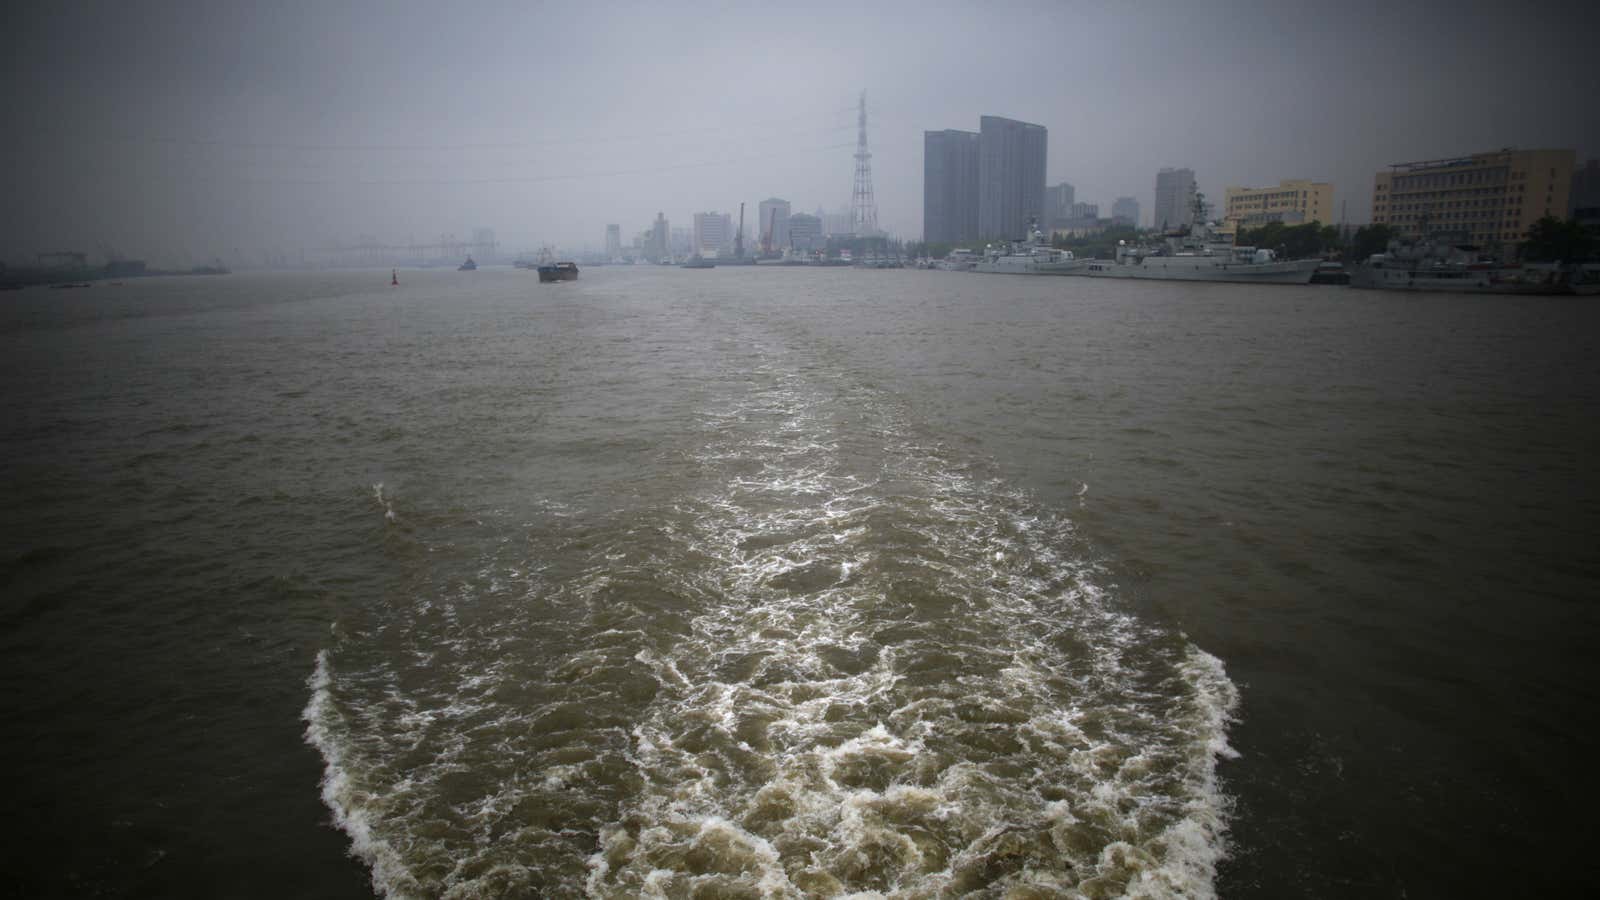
[{"x1": 5, "y1": 0, "x2": 1596, "y2": 264}]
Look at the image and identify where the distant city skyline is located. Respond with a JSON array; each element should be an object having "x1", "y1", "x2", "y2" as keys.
[{"x1": 3, "y1": 1, "x2": 1597, "y2": 262}]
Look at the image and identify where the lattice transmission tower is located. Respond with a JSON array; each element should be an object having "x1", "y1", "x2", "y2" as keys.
[{"x1": 851, "y1": 90, "x2": 878, "y2": 237}]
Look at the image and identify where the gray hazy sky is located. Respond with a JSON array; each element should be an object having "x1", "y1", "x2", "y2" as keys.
[{"x1": 5, "y1": 0, "x2": 1597, "y2": 263}]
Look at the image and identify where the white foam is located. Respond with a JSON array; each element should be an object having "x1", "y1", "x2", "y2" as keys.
[
  {"x1": 314, "y1": 347, "x2": 1242, "y2": 898},
  {"x1": 371, "y1": 482, "x2": 397, "y2": 523},
  {"x1": 302, "y1": 651, "x2": 422, "y2": 898}
]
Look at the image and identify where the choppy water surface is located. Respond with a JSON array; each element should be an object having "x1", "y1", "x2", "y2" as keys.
[{"x1": 2, "y1": 267, "x2": 1596, "y2": 898}]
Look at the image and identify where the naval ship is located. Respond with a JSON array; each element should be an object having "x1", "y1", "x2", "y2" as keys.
[
  {"x1": 1065, "y1": 195, "x2": 1319, "y2": 284},
  {"x1": 1349, "y1": 233, "x2": 1591, "y2": 294},
  {"x1": 972, "y1": 221, "x2": 1087, "y2": 275}
]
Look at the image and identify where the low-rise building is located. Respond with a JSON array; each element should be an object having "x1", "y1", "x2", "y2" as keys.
[
  {"x1": 788, "y1": 213, "x2": 823, "y2": 251},
  {"x1": 1224, "y1": 180, "x2": 1333, "y2": 231},
  {"x1": 1370, "y1": 148, "x2": 1575, "y2": 249},
  {"x1": 1051, "y1": 217, "x2": 1113, "y2": 239}
]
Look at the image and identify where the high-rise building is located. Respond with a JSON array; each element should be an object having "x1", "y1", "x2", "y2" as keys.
[
  {"x1": 923, "y1": 129, "x2": 980, "y2": 243},
  {"x1": 820, "y1": 207, "x2": 854, "y2": 238},
  {"x1": 1112, "y1": 196, "x2": 1140, "y2": 227},
  {"x1": 1070, "y1": 202, "x2": 1099, "y2": 220},
  {"x1": 788, "y1": 213, "x2": 822, "y2": 251},
  {"x1": 1224, "y1": 180, "x2": 1333, "y2": 229},
  {"x1": 1044, "y1": 182, "x2": 1076, "y2": 226},
  {"x1": 758, "y1": 198, "x2": 792, "y2": 253},
  {"x1": 978, "y1": 115, "x2": 1047, "y2": 239},
  {"x1": 471, "y1": 227, "x2": 497, "y2": 260},
  {"x1": 693, "y1": 212, "x2": 733, "y2": 255},
  {"x1": 670, "y1": 226, "x2": 693, "y2": 257},
  {"x1": 649, "y1": 213, "x2": 669, "y2": 261},
  {"x1": 1370, "y1": 148, "x2": 1575, "y2": 248},
  {"x1": 604, "y1": 224, "x2": 621, "y2": 259},
  {"x1": 1153, "y1": 167, "x2": 1197, "y2": 230}
]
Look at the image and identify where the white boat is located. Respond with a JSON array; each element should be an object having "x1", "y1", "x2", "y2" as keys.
[
  {"x1": 938, "y1": 249, "x2": 981, "y2": 271},
  {"x1": 973, "y1": 222, "x2": 1088, "y2": 275}
]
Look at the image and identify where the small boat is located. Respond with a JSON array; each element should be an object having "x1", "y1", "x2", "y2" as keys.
[
  {"x1": 1310, "y1": 261, "x2": 1350, "y2": 285},
  {"x1": 538, "y1": 262, "x2": 579, "y2": 282},
  {"x1": 458, "y1": 256, "x2": 478, "y2": 271}
]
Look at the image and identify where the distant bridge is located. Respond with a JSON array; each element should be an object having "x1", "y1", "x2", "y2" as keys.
[{"x1": 314, "y1": 239, "x2": 499, "y2": 264}]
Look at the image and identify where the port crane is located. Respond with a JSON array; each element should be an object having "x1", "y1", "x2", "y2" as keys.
[{"x1": 762, "y1": 207, "x2": 778, "y2": 256}]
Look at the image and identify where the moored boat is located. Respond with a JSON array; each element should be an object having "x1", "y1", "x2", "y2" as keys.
[
  {"x1": 1311, "y1": 261, "x2": 1350, "y2": 285},
  {"x1": 1350, "y1": 235, "x2": 1586, "y2": 294},
  {"x1": 1062, "y1": 194, "x2": 1319, "y2": 284},
  {"x1": 973, "y1": 222, "x2": 1085, "y2": 275}
]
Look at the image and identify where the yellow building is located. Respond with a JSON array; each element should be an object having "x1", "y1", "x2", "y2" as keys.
[
  {"x1": 1224, "y1": 180, "x2": 1334, "y2": 229},
  {"x1": 1370, "y1": 148, "x2": 1575, "y2": 248}
]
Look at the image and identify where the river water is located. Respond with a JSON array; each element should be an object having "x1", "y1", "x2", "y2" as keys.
[{"x1": 2, "y1": 267, "x2": 1595, "y2": 898}]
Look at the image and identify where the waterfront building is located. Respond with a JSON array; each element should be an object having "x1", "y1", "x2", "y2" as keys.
[
  {"x1": 1051, "y1": 217, "x2": 1111, "y2": 239},
  {"x1": 1112, "y1": 196, "x2": 1140, "y2": 228},
  {"x1": 649, "y1": 213, "x2": 669, "y2": 261},
  {"x1": 923, "y1": 130, "x2": 980, "y2": 243},
  {"x1": 1570, "y1": 158, "x2": 1600, "y2": 228},
  {"x1": 1153, "y1": 167, "x2": 1196, "y2": 230},
  {"x1": 820, "y1": 208, "x2": 854, "y2": 238},
  {"x1": 693, "y1": 212, "x2": 733, "y2": 256},
  {"x1": 605, "y1": 224, "x2": 621, "y2": 260},
  {"x1": 788, "y1": 213, "x2": 823, "y2": 251},
  {"x1": 1045, "y1": 182, "x2": 1076, "y2": 227},
  {"x1": 670, "y1": 226, "x2": 693, "y2": 258},
  {"x1": 1224, "y1": 180, "x2": 1333, "y2": 230},
  {"x1": 1369, "y1": 148, "x2": 1576, "y2": 248},
  {"x1": 978, "y1": 115, "x2": 1047, "y2": 240},
  {"x1": 757, "y1": 198, "x2": 792, "y2": 252}
]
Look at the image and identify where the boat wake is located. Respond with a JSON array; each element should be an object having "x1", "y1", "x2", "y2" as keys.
[{"x1": 305, "y1": 348, "x2": 1239, "y2": 898}]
